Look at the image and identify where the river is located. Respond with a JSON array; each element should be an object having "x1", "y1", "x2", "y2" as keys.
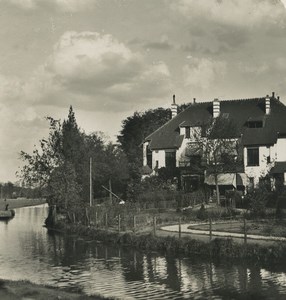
[{"x1": 0, "y1": 205, "x2": 286, "y2": 299}]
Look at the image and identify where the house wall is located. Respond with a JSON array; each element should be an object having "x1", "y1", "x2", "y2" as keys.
[
  {"x1": 244, "y1": 146, "x2": 272, "y2": 186},
  {"x1": 276, "y1": 138, "x2": 286, "y2": 161},
  {"x1": 152, "y1": 150, "x2": 166, "y2": 168}
]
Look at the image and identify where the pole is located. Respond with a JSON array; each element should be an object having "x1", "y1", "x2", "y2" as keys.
[
  {"x1": 209, "y1": 218, "x2": 212, "y2": 241},
  {"x1": 118, "y1": 214, "x2": 121, "y2": 233},
  {"x1": 153, "y1": 216, "x2": 157, "y2": 236},
  {"x1": 90, "y1": 157, "x2": 92, "y2": 207},
  {"x1": 109, "y1": 179, "x2": 112, "y2": 203},
  {"x1": 179, "y1": 217, "x2": 182, "y2": 239},
  {"x1": 244, "y1": 217, "x2": 247, "y2": 244},
  {"x1": 133, "y1": 215, "x2": 136, "y2": 233}
]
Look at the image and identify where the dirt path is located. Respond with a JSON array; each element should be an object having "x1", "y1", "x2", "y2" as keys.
[{"x1": 159, "y1": 223, "x2": 286, "y2": 244}]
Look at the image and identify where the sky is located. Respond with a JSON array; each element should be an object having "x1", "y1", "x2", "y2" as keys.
[{"x1": 1, "y1": 0, "x2": 286, "y2": 182}]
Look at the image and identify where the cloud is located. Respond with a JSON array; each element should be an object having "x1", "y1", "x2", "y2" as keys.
[
  {"x1": 172, "y1": 0, "x2": 286, "y2": 28},
  {"x1": 171, "y1": 0, "x2": 286, "y2": 55},
  {"x1": 3, "y1": 0, "x2": 95, "y2": 12},
  {"x1": 0, "y1": 31, "x2": 172, "y2": 113},
  {"x1": 31, "y1": 31, "x2": 172, "y2": 111},
  {"x1": 183, "y1": 58, "x2": 226, "y2": 90},
  {"x1": 144, "y1": 35, "x2": 173, "y2": 51}
]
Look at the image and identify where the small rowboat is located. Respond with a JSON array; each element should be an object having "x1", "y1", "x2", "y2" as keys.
[{"x1": 0, "y1": 210, "x2": 15, "y2": 220}]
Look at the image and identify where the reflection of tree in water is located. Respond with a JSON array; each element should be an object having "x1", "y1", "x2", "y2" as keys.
[{"x1": 120, "y1": 249, "x2": 145, "y2": 282}]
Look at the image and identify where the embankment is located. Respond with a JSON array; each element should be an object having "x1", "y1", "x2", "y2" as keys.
[{"x1": 51, "y1": 221, "x2": 286, "y2": 265}]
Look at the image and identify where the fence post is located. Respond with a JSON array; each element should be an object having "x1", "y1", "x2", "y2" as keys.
[
  {"x1": 133, "y1": 215, "x2": 136, "y2": 233},
  {"x1": 85, "y1": 207, "x2": 89, "y2": 226},
  {"x1": 243, "y1": 217, "x2": 247, "y2": 244},
  {"x1": 118, "y1": 214, "x2": 121, "y2": 233},
  {"x1": 153, "y1": 216, "x2": 157, "y2": 236},
  {"x1": 179, "y1": 217, "x2": 182, "y2": 239},
  {"x1": 209, "y1": 218, "x2": 212, "y2": 241},
  {"x1": 105, "y1": 212, "x2": 108, "y2": 230}
]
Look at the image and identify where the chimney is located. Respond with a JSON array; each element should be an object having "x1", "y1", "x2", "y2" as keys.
[
  {"x1": 265, "y1": 94, "x2": 270, "y2": 115},
  {"x1": 213, "y1": 98, "x2": 220, "y2": 118},
  {"x1": 171, "y1": 94, "x2": 178, "y2": 118}
]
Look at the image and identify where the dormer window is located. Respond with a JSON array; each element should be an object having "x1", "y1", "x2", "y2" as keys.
[{"x1": 247, "y1": 121, "x2": 263, "y2": 128}]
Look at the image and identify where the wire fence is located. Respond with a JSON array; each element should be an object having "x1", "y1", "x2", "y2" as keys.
[{"x1": 48, "y1": 203, "x2": 286, "y2": 243}]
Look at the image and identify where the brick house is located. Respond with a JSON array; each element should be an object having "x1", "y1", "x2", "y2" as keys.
[{"x1": 143, "y1": 93, "x2": 286, "y2": 194}]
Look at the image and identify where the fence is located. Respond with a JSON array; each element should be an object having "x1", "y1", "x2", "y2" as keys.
[{"x1": 57, "y1": 202, "x2": 286, "y2": 243}]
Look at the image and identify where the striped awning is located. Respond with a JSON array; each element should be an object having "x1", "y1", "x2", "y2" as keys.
[{"x1": 205, "y1": 173, "x2": 248, "y2": 187}]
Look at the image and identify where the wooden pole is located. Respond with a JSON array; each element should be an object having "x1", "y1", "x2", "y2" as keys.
[
  {"x1": 109, "y1": 179, "x2": 112, "y2": 203},
  {"x1": 133, "y1": 215, "x2": 136, "y2": 233},
  {"x1": 105, "y1": 212, "x2": 108, "y2": 229},
  {"x1": 153, "y1": 216, "x2": 157, "y2": 236},
  {"x1": 179, "y1": 217, "x2": 182, "y2": 239},
  {"x1": 95, "y1": 210, "x2": 98, "y2": 227},
  {"x1": 90, "y1": 158, "x2": 92, "y2": 206},
  {"x1": 244, "y1": 217, "x2": 247, "y2": 244},
  {"x1": 118, "y1": 214, "x2": 121, "y2": 233},
  {"x1": 209, "y1": 218, "x2": 212, "y2": 241}
]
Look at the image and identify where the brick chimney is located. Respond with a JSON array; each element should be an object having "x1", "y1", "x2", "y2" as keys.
[
  {"x1": 265, "y1": 94, "x2": 270, "y2": 115},
  {"x1": 213, "y1": 98, "x2": 220, "y2": 118},
  {"x1": 171, "y1": 94, "x2": 178, "y2": 118}
]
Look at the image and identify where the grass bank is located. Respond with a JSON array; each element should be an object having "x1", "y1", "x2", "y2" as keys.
[
  {"x1": 0, "y1": 279, "x2": 108, "y2": 300},
  {"x1": 0, "y1": 198, "x2": 46, "y2": 210},
  {"x1": 52, "y1": 221, "x2": 286, "y2": 266}
]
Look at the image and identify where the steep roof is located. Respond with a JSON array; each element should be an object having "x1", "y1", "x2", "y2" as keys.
[{"x1": 145, "y1": 97, "x2": 286, "y2": 150}]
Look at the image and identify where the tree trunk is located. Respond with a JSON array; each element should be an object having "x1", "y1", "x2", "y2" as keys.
[{"x1": 214, "y1": 174, "x2": 220, "y2": 205}]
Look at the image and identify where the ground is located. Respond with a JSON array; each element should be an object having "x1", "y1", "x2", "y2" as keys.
[{"x1": 0, "y1": 280, "x2": 107, "y2": 300}]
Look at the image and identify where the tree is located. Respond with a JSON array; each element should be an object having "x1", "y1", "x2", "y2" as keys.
[
  {"x1": 19, "y1": 106, "x2": 130, "y2": 212},
  {"x1": 19, "y1": 117, "x2": 62, "y2": 188},
  {"x1": 188, "y1": 116, "x2": 241, "y2": 205}
]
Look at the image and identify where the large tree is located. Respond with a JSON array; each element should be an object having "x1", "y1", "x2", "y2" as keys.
[
  {"x1": 188, "y1": 115, "x2": 242, "y2": 205},
  {"x1": 19, "y1": 106, "x2": 129, "y2": 211}
]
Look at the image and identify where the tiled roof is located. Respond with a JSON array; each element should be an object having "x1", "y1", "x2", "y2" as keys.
[{"x1": 145, "y1": 97, "x2": 286, "y2": 149}]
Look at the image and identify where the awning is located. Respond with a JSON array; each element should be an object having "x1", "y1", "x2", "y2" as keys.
[
  {"x1": 205, "y1": 173, "x2": 248, "y2": 187},
  {"x1": 270, "y1": 162, "x2": 286, "y2": 174}
]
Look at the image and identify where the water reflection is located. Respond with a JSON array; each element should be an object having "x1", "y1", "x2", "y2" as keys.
[{"x1": 0, "y1": 205, "x2": 286, "y2": 299}]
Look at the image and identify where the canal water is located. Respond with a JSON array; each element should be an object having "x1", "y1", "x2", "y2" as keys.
[{"x1": 0, "y1": 205, "x2": 286, "y2": 299}]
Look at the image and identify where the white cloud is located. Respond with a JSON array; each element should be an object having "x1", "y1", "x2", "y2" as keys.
[
  {"x1": 183, "y1": 58, "x2": 226, "y2": 90},
  {"x1": 4, "y1": 0, "x2": 95, "y2": 12},
  {"x1": 172, "y1": 0, "x2": 286, "y2": 28},
  {"x1": 37, "y1": 31, "x2": 172, "y2": 111}
]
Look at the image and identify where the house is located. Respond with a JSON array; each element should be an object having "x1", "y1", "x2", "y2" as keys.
[{"x1": 142, "y1": 93, "x2": 286, "y2": 193}]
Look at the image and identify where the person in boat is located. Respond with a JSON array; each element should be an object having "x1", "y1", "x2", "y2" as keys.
[{"x1": 5, "y1": 203, "x2": 9, "y2": 211}]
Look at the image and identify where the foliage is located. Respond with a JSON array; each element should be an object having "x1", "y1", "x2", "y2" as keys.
[
  {"x1": 187, "y1": 115, "x2": 242, "y2": 205},
  {"x1": 19, "y1": 106, "x2": 129, "y2": 214}
]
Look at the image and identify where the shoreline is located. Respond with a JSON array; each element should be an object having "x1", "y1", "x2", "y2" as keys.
[
  {"x1": 50, "y1": 221, "x2": 286, "y2": 266},
  {"x1": 0, "y1": 198, "x2": 46, "y2": 210},
  {"x1": 0, "y1": 279, "x2": 109, "y2": 300}
]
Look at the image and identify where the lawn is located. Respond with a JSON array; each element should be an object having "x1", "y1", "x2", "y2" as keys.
[{"x1": 0, "y1": 198, "x2": 46, "y2": 210}]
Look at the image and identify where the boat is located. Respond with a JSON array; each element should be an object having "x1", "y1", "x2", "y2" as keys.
[{"x1": 0, "y1": 209, "x2": 15, "y2": 220}]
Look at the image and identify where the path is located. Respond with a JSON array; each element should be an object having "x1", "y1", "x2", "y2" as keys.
[{"x1": 160, "y1": 223, "x2": 286, "y2": 242}]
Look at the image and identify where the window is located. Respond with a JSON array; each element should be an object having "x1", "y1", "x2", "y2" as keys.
[
  {"x1": 247, "y1": 121, "x2": 263, "y2": 128},
  {"x1": 147, "y1": 146, "x2": 152, "y2": 168},
  {"x1": 185, "y1": 127, "x2": 190, "y2": 138},
  {"x1": 247, "y1": 147, "x2": 259, "y2": 166},
  {"x1": 165, "y1": 151, "x2": 176, "y2": 169}
]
